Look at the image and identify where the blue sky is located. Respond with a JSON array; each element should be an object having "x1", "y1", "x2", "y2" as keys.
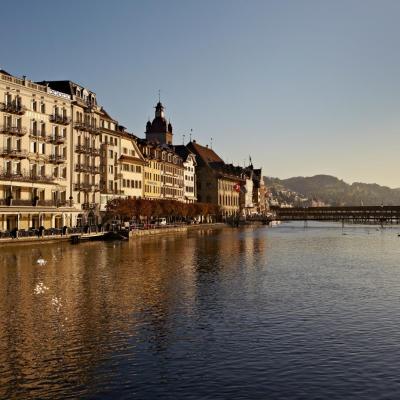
[{"x1": 2, "y1": 0, "x2": 400, "y2": 187}]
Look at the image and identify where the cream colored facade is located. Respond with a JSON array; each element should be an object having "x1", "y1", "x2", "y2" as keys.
[
  {"x1": 138, "y1": 140, "x2": 162, "y2": 200},
  {"x1": 99, "y1": 121, "x2": 145, "y2": 211},
  {"x1": 138, "y1": 140, "x2": 185, "y2": 202},
  {"x1": 41, "y1": 81, "x2": 102, "y2": 226},
  {"x1": 0, "y1": 70, "x2": 80, "y2": 231}
]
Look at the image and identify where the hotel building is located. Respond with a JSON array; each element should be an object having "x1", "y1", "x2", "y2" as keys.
[{"x1": 0, "y1": 69, "x2": 79, "y2": 231}]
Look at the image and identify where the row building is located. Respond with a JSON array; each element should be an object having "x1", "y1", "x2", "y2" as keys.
[{"x1": 0, "y1": 68, "x2": 266, "y2": 231}]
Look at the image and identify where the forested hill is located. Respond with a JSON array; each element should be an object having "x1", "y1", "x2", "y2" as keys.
[{"x1": 264, "y1": 175, "x2": 400, "y2": 206}]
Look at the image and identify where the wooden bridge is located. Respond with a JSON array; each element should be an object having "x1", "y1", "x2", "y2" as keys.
[{"x1": 269, "y1": 206, "x2": 400, "y2": 224}]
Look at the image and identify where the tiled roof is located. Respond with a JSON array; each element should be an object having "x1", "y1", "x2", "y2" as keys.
[{"x1": 187, "y1": 141, "x2": 224, "y2": 166}]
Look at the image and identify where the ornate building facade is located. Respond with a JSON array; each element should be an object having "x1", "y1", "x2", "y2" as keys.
[{"x1": 0, "y1": 69, "x2": 80, "y2": 231}]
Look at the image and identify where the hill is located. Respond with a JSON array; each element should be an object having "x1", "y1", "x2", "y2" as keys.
[{"x1": 264, "y1": 175, "x2": 400, "y2": 206}]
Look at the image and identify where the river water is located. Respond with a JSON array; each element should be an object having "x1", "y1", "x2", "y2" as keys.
[{"x1": 1, "y1": 223, "x2": 400, "y2": 399}]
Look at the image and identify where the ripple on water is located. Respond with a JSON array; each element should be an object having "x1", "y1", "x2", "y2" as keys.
[{"x1": 1, "y1": 224, "x2": 400, "y2": 399}]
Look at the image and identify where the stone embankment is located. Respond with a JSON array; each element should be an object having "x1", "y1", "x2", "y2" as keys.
[{"x1": 0, "y1": 223, "x2": 227, "y2": 245}]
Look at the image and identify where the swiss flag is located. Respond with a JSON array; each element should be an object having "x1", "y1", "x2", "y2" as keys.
[{"x1": 233, "y1": 183, "x2": 241, "y2": 192}]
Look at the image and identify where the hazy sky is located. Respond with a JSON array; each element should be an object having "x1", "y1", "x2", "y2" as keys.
[{"x1": 2, "y1": 0, "x2": 400, "y2": 187}]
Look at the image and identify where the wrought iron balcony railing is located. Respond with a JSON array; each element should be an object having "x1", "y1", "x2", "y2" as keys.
[
  {"x1": 81, "y1": 202, "x2": 98, "y2": 210},
  {"x1": 1, "y1": 126, "x2": 27, "y2": 136},
  {"x1": 49, "y1": 114, "x2": 71, "y2": 125},
  {"x1": 0, "y1": 170, "x2": 56, "y2": 183},
  {"x1": 48, "y1": 154, "x2": 66, "y2": 164},
  {"x1": 74, "y1": 122, "x2": 100, "y2": 134},
  {"x1": 75, "y1": 164, "x2": 100, "y2": 174},
  {"x1": 29, "y1": 129, "x2": 47, "y2": 140},
  {"x1": 73, "y1": 183, "x2": 100, "y2": 192},
  {"x1": 0, "y1": 198, "x2": 68, "y2": 207},
  {"x1": 0, "y1": 148, "x2": 28, "y2": 158},
  {"x1": 75, "y1": 144, "x2": 100, "y2": 156},
  {"x1": 0, "y1": 102, "x2": 27, "y2": 115},
  {"x1": 48, "y1": 135, "x2": 66, "y2": 144}
]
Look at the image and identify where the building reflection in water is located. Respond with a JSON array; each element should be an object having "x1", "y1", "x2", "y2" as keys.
[{"x1": 0, "y1": 227, "x2": 266, "y2": 399}]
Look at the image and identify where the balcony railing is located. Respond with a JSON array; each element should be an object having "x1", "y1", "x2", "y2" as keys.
[
  {"x1": 0, "y1": 198, "x2": 68, "y2": 207},
  {"x1": 1, "y1": 126, "x2": 27, "y2": 136},
  {"x1": 75, "y1": 144, "x2": 100, "y2": 156},
  {"x1": 82, "y1": 202, "x2": 98, "y2": 210},
  {"x1": 75, "y1": 164, "x2": 100, "y2": 174},
  {"x1": 48, "y1": 135, "x2": 66, "y2": 144},
  {"x1": 49, "y1": 154, "x2": 66, "y2": 164},
  {"x1": 29, "y1": 129, "x2": 47, "y2": 140},
  {"x1": 74, "y1": 122, "x2": 100, "y2": 134},
  {"x1": 0, "y1": 148, "x2": 28, "y2": 158},
  {"x1": 0, "y1": 170, "x2": 56, "y2": 183},
  {"x1": 73, "y1": 183, "x2": 100, "y2": 192},
  {"x1": 0, "y1": 102, "x2": 27, "y2": 115},
  {"x1": 49, "y1": 114, "x2": 71, "y2": 125}
]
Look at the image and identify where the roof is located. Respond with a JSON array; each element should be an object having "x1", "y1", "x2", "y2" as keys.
[
  {"x1": 0, "y1": 69, "x2": 12, "y2": 76},
  {"x1": 36, "y1": 80, "x2": 74, "y2": 95},
  {"x1": 100, "y1": 107, "x2": 117, "y2": 122},
  {"x1": 174, "y1": 145, "x2": 196, "y2": 161},
  {"x1": 36, "y1": 80, "x2": 97, "y2": 98},
  {"x1": 187, "y1": 140, "x2": 244, "y2": 181},
  {"x1": 186, "y1": 141, "x2": 224, "y2": 167}
]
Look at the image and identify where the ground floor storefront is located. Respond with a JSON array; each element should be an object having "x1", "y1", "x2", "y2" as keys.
[{"x1": 0, "y1": 206, "x2": 81, "y2": 231}]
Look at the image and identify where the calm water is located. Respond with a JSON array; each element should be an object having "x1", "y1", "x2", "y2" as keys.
[{"x1": 1, "y1": 223, "x2": 400, "y2": 399}]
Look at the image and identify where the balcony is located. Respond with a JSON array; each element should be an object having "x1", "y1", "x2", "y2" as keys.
[
  {"x1": 49, "y1": 114, "x2": 71, "y2": 125},
  {"x1": 0, "y1": 102, "x2": 27, "y2": 115},
  {"x1": 73, "y1": 183, "x2": 100, "y2": 192},
  {"x1": 0, "y1": 148, "x2": 28, "y2": 158},
  {"x1": 75, "y1": 144, "x2": 100, "y2": 156},
  {"x1": 74, "y1": 122, "x2": 100, "y2": 135},
  {"x1": 29, "y1": 129, "x2": 47, "y2": 140},
  {"x1": 1, "y1": 126, "x2": 27, "y2": 136},
  {"x1": 0, "y1": 198, "x2": 67, "y2": 207},
  {"x1": 0, "y1": 170, "x2": 56, "y2": 183},
  {"x1": 48, "y1": 135, "x2": 66, "y2": 144},
  {"x1": 82, "y1": 202, "x2": 98, "y2": 210},
  {"x1": 49, "y1": 154, "x2": 66, "y2": 164},
  {"x1": 75, "y1": 164, "x2": 100, "y2": 174}
]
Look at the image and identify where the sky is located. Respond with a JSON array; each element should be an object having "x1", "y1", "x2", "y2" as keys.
[{"x1": 2, "y1": 0, "x2": 400, "y2": 187}]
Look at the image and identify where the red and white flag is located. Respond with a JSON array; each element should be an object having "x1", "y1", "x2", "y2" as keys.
[{"x1": 233, "y1": 183, "x2": 241, "y2": 192}]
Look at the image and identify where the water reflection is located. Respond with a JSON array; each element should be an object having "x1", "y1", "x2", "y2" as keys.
[
  {"x1": 2, "y1": 224, "x2": 400, "y2": 399},
  {"x1": 0, "y1": 227, "x2": 265, "y2": 399}
]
